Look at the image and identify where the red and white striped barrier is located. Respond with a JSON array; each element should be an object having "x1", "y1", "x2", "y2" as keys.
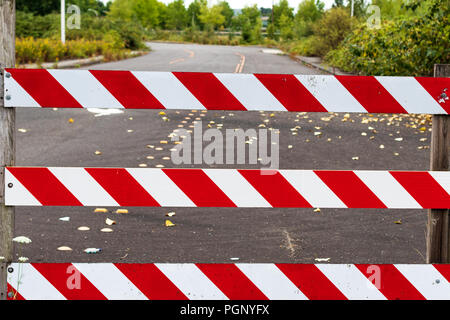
[
  {"x1": 6, "y1": 263, "x2": 450, "y2": 300},
  {"x1": 4, "y1": 69, "x2": 450, "y2": 114},
  {"x1": 5, "y1": 167, "x2": 450, "y2": 208}
]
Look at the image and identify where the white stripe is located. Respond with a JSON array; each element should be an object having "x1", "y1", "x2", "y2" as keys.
[
  {"x1": 354, "y1": 171, "x2": 422, "y2": 208},
  {"x1": 127, "y1": 168, "x2": 195, "y2": 207},
  {"x1": 316, "y1": 264, "x2": 387, "y2": 300},
  {"x1": 375, "y1": 77, "x2": 447, "y2": 114},
  {"x1": 214, "y1": 73, "x2": 286, "y2": 111},
  {"x1": 72, "y1": 263, "x2": 147, "y2": 300},
  {"x1": 132, "y1": 72, "x2": 205, "y2": 110},
  {"x1": 279, "y1": 170, "x2": 346, "y2": 208},
  {"x1": 296, "y1": 75, "x2": 366, "y2": 113},
  {"x1": 428, "y1": 171, "x2": 450, "y2": 195},
  {"x1": 49, "y1": 167, "x2": 119, "y2": 206},
  {"x1": 47, "y1": 70, "x2": 123, "y2": 109},
  {"x1": 203, "y1": 169, "x2": 271, "y2": 207},
  {"x1": 155, "y1": 264, "x2": 228, "y2": 300},
  {"x1": 236, "y1": 264, "x2": 308, "y2": 300},
  {"x1": 5, "y1": 169, "x2": 42, "y2": 206},
  {"x1": 7, "y1": 263, "x2": 66, "y2": 300},
  {"x1": 4, "y1": 77, "x2": 40, "y2": 108},
  {"x1": 395, "y1": 264, "x2": 450, "y2": 300}
]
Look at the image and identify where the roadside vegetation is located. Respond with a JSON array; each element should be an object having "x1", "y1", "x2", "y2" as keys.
[{"x1": 16, "y1": 0, "x2": 448, "y2": 75}]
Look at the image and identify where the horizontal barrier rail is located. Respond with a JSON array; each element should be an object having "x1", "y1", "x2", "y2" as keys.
[
  {"x1": 6, "y1": 263, "x2": 450, "y2": 300},
  {"x1": 4, "y1": 69, "x2": 449, "y2": 114},
  {"x1": 6, "y1": 167, "x2": 450, "y2": 208}
]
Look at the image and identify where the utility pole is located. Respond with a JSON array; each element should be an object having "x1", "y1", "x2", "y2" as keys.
[
  {"x1": 351, "y1": 0, "x2": 354, "y2": 17},
  {"x1": 61, "y1": 0, "x2": 65, "y2": 44}
]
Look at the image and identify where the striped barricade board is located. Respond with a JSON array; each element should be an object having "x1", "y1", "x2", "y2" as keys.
[
  {"x1": 6, "y1": 263, "x2": 450, "y2": 300},
  {"x1": 5, "y1": 167, "x2": 450, "y2": 209},
  {"x1": 3, "y1": 69, "x2": 450, "y2": 113}
]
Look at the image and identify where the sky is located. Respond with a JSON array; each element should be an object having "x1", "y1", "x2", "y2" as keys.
[{"x1": 101, "y1": 0, "x2": 336, "y2": 10}]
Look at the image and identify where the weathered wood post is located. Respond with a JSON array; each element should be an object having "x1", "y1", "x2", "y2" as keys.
[
  {"x1": 427, "y1": 64, "x2": 450, "y2": 263},
  {"x1": 0, "y1": 0, "x2": 16, "y2": 301}
]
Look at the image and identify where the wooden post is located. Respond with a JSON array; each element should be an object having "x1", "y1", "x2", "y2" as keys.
[
  {"x1": 427, "y1": 64, "x2": 450, "y2": 263},
  {"x1": 0, "y1": 0, "x2": 16, "y2": 301}
]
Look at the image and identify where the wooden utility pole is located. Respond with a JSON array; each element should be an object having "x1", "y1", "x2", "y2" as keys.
[
  {"x1": 0, "y1": 0, "x2": 16, "y2": 301},
  {"x1": 427, "y1": 64, "x2": 450, "y2": 263}
]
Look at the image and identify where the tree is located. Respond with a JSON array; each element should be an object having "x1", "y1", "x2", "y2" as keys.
[
  {"x1": 109, "y1": 0, "x2": 161, "y2": 29},
  {"x1": 312, "y1": 7, "x2": 354, "y2": 55},
  {"x1": 218, "y1": 1, "x2": 234, "y2": 28},
  {"x1": 272, "y1": 0, "x2": 294, "y2": 27},
  {"x1": 198, "y1": 2, "x2": 225, "y2": 31},
  {"x1": 267, "y1": 0, "x2": 294, "y2": 38},
  {"x1": 295, "y1": 0, "x2": 324, "y2": 37},
  {"x1": 332, "y1": 0, "x2": 344, "y2": 7},
  {"x1": 166, "y1": 0, "x2": 188, "y2": 30},
  {"x1": 234, "y1": 5, "x2": 262, "y2": 43},
  {"x1": 17, "y1": 0, "x2": 59, "y2": 15},
  {"x1": 187, "y1": 0, "x2": 207, "y2": 29}
]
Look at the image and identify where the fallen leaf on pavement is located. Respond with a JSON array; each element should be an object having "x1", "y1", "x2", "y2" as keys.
[
  {"x1": 165, "y1": 220, "x2": 175, "y2": 227},
  {"x1": 105, "y1": 218, "x2": 116, "y2": 226}
]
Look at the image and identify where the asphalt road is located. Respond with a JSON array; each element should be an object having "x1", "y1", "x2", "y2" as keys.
[{"x1": 14, "y1": 42, "x2": 432, "y2": 264}]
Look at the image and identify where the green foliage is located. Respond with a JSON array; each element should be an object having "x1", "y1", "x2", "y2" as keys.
[
  {"x1": 272, "y1": 0, "x2": 294, "y2": 27},
  {"x1": 327, "y1": 0, "x2": 450, "y2": 76},
  {"x1": 16, "y1": 0, "x2": 60, "y2": 15},
  {"x1": 165, "y1": 0, "x2": 188, "y2": 30},
  {"x1": 198, "y1": 2, "x2": 226, "y2": 31},
  {"x1": 233, "y1": 5, "x2": 262, "y2": 43},
  {"x1": 108, "y1": 0, "x2": 162, "y2": 29},
  {"x1": 312, "y1": 7, "x2": 354, "y2": 56},
  {"x1": 294, "y1": 0, "x2": 325, "y2": 38},
  {"x1": 16, "y1": 11, "x2": 146, "y2": 50},
  {"x1": 218, "y1": 1, "x2": 234, "y2": 28},
  {"x1": 16, "y1": 37, "x2": 132, "y2": 64},
  {"x1": 17, "y1": 0, "x2": 107, "y2": 15},
  {"x1": 187, "y1": 0, "x2": 207, "y2": 29}
]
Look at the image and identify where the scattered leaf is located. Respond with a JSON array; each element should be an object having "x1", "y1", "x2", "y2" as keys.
[
  {"x1": 105, "y1": 218, "x2": 116, "y2": 226},
  {"x1": 57, "y1": 246, "x2": 72, "y2": 251},
  {"x1": 165, "y1": 220, "x2": 176, "y2": 227},
  {"x1": 84, "y1": 248, "x2": 102, "y2": 254}
]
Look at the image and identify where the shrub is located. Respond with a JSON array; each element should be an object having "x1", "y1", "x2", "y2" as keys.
[
  {"x1": 326, "y1": 1, "x2": 450, "y2": 76},
  {"x1": 311, "y1": 7, "x2": 355, "y2": 56}
]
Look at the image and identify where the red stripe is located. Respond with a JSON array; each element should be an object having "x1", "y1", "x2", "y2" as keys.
[
  {"x1": 6, "y1": 69, "x2": 82, "y2": 108},
  {"x1": 255, "y1": 74, "x2": 327, "y2": 112},
  {"x1": 114, "y1": 264, "x2": 187, "y2": 300},
  {"x1": 276, "y1": 264, "x2": 347, "y2": 300},
  {"x1": 173, "y1": 72, "x2": 246, "y2": 110},
  {"x1": 196, "y1": 264, "x2": 268, "y2": 300},
  {"x1": 389, "y1": 172, "x2": 450, "y2": 209},
  {"x1": 238, "y1": 170, "x2": 312, "y2": 208},
  {"x1": 433, "y1": 264, "x2": 450, "y2": 283},
  {"x1": 7, "y1": 167, "x2": 82, "y2": 206},
  {"x1": 356, "y1": 264, "x2": 425, "y2": 300},
  {"x1": 7, "y1": 283, "x2": 25, "y2": 300},
  {"x1": 89, "y1": 70, "x2": 165, "y2": 109},
  {"x1": 314, "y1": 171, "x2": 387, "y2": 208},
  {"x1": 336, "y1": 76, "x2": 408, "y2": 114},
  {"x1": 162, "y1": 169, "x2": 236, "y2": 207},
  {"x1": 415, "y1": 77, "x2": 450, "y2": 114},
  {"x1": 85, "y1": 168, "x2": 159, "y2": 207},
  {"x1": 32, "y1": 263, "x2": 107, "y2": 300}
]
